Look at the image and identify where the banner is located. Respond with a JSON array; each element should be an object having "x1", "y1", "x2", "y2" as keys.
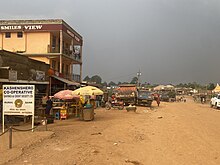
[{"x1": 3, "y1": 85, "x2": 35, "y2": 116}]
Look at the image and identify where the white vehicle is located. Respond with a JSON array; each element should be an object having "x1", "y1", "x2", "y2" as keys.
[{"x1": 210, "y1": 94, "x2": 220, "y2": 108}]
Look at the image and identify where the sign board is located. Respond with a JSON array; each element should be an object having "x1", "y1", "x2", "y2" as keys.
[
  {"x1": 2, "y1": 85, "x2": 35, "y2": 132},
  {"x1": 3, "y1": 85, "x2": 35, "y2": 116}
]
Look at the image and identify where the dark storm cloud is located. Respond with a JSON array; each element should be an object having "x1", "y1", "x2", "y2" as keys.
[{"x1": 1, "y1": 0, "x2": 220, "y2": 84}]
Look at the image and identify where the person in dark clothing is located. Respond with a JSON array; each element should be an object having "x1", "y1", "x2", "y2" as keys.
[
  {"x1": 200, "y1": 95, "x2": 206, "y2": 104},
  {"x1": 45, "y1": 96, "x2": 53, "y2": 116}
]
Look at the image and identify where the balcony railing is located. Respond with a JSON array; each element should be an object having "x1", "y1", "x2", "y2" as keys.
[
  {"x1": 70, "y1": 53, "x2": 81, "y2": 62},
  {"x1": 47, "y1": 45, "x2": 81, "y2": 62},
  {"x1": 47, "y1": 45, "x2": 59, "y2": 53},
  {"x1": 62, "y1": 73, "x2": 80, "y2": 83},
  {"x1": 72, "y1": 74, "x2": 81, "y2": 82}
]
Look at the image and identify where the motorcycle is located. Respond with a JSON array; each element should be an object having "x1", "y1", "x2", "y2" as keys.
[{"x1": 105, "y1": 100, "x2": 124, "y2": 110}]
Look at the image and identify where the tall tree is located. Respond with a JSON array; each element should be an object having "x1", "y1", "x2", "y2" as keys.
[
  {"x1": 83, "y1": 76, "x2": 90, "y2": 82},
  {"x1": 207, "y1": 83, "x2": 215, "y2": 90},
  {"x1": 102, "y1": 81, "x2": 108, "y2": 87},
  {"x1": 109, "y1": 81, "x2": 116, "y2": 86},
  {"x1": 91, "y1": 75, "x2": 102, "y2": 84},
  {"x1": 130, "y1": 77, "x2": 138, "y2": 84}
]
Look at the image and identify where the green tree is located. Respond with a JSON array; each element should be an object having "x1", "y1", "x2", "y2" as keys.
[
  {"x1": 130, "y1": 77, "x2": 138, "y2": 84},
  {"x1": 109, "y1": 81, "x2": 116, "y2": 86},
  {"x1": 91, "y1": 75, "x2": 102, "y2": 84},
  {"x1": 102, "y1": 81, "x2": 108, "y2": 87},
  {"x1": 176, "y1": 83, "x2": 183, "y2": 87},
  {"x1": 83, "y1": 76, "x2": 91, "y2": 82},
  {"x1": 207, "y1": 83, "x2": 215, "y2": 90}
]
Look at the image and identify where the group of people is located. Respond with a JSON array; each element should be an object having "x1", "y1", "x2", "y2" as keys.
[
  {"x1": 78, "y1": 95, "x2": 102, "y2": 109},
  {"x1": 176, "y1": 96, "x2": 187, "y2": 102},
  {"x1": 193, "y1": 94, "x2": 207, "y2": 104}
]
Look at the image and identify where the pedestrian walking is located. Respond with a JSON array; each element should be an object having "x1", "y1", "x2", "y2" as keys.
[{"x1": 45, "y1": 96, "x2": 53, "y2": 116}]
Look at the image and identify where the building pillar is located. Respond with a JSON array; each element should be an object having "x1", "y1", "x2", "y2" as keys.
[
  {"x1": 25, "y1": 32, "x2": 27, "y2": 52},
  {"x1": 79, "y1": 45, "x2": 82, "y2": 82},
  {"x1": 59, "y1": 55, "x2": 62, "y2": 74},
  {"x1": 71, "y1": 38, "x2": 74, "y2": 58},
  {"x1": 59, "y1": 30, "x2": 63, "y2": 73},
  {"x1": 70, "y1": 63, "x2": 73, "y2": 80},
  {"x1": 80, "y1": 45, "x2": 82, "y2": 62},
  {"x1": 1, "y1": 33, "x2": 4, "y2": 50},
  {"x1": 80, "y1": 64, "x2": 82, "y2": 82}
]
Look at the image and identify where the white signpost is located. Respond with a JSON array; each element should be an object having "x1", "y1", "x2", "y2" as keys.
[{"x1": 2, "y1": 85, "x2": 35, "y2": 132}]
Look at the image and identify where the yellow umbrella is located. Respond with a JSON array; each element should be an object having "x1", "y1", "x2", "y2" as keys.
[
  {"x1": 72, "y1": 86, "x2": 103, "y2": 96},
  {"x1": 0, "y1": 89, "x2": 3, "y2": 101}
]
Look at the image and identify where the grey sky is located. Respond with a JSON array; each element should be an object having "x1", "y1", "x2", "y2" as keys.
[{"x1": 1, "y1": 0, "x2": 220, "y2": 84}]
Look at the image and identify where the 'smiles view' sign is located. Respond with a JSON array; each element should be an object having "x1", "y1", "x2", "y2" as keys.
[{"x1": 3, "y1": 85, "x2": 35, "y2": 116}]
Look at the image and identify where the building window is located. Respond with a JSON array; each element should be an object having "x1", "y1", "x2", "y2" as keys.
[
  {"x1": 52, "y1": 60, "x2": 56, "y2": 69},
  {"x1": 17, "y1": 32, "x2": 23, "y2": 38},
  {"x1": 5, "y1": 32, "x2": 11, "y2": 38}
]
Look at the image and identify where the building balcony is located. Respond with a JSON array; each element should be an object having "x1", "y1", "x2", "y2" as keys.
[
  {"x1": 55, "y1": 71, "x2": 80, "y2": 83},
  {"x1": 63, "y1": 73, "x2": 80, "y2": 82},
  {"x1": 47, "y1": 45, "x2": 81, "y2": 62},
  {"x1": 72, "y1": 74, "x2": 81, "y2": 82}
]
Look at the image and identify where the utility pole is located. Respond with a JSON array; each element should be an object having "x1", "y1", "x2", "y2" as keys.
[{"x1": 137, "y1": 69, "x2": 141, "y2": 88}]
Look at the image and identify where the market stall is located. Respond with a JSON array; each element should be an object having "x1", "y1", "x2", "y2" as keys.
[
  {"x1": 53, "y1": 90, "x2": 80, "y2": 119},
  {"x1": 72, "y1": 86, "x2": 103, "y2": 121}
]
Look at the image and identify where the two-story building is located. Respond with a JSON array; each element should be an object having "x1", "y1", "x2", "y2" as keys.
[{"x1": 0, "y1": 19, "x2": 83, "y2": 93}]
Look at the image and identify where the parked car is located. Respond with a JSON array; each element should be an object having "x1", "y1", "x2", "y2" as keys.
[
  {"x1": 160, "y1": 91, "x2": 176, "y2": 102},
  {"x1": 160, "y1": 93, "x2": 170, "y2": 102},
  {"x1": 210, "y1": 94, "x2": 220, "y2": 109},
  {"x1": 136, "y1": 90, "x2": 153, "y2": 107}
]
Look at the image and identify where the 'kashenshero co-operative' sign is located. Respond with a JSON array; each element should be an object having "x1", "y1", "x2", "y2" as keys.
[{"x1": 3, "y1": 85, "x2": 35, "y2": 115}]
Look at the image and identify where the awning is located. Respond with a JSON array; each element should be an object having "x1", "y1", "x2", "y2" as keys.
[
  {"x1": 0, "y1": 78, "x2": 49, "y2": 84},
  {"x1": 51, "y1": 75, "x2": 80, "y2": 86}
]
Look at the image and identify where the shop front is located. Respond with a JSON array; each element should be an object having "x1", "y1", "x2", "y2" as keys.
[
  {"x1": 0, "y1": 50, "x2": 50, "y2": 124},
  {"x1": 50, "y1": 75, "x2": 80, "y2": 95}
]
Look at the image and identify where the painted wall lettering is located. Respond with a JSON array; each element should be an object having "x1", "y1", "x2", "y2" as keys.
[
  {"x1": 24, "y1": 25, "x2": 43, "y2": 30},
  {"x1": 0, "y1": 25, "x2": 22, "y2": 30}
]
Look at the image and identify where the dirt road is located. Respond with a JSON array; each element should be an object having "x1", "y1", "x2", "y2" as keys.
[{"x1": 3, "y1": 97, "x2": 220, "y2": 165}]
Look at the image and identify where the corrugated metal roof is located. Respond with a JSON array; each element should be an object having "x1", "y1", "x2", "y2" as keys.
[
  {"x1": 116, "y1": 86, "x2": 137, "y2": 92},
  {"x1": 114, "y1": 86, "x2": 137, "y2": 95},
  {"x1": 51, "y1": 75, "x2": 80, "y2": 86}
]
